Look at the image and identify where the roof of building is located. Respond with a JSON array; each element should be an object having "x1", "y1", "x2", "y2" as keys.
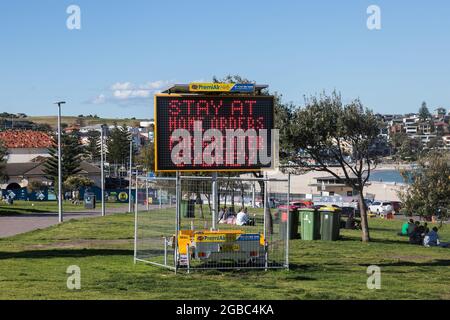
[
  {"x1": 4, "y1": 161, "x2": 101, "y2": 177},
  {"x1": 0, "y1": 130, "x2": 54, "y2": 149}
]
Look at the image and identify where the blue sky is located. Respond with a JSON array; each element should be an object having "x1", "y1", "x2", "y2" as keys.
[{"x1": 1, "y1": 0, "x2": 450, "y2": 119}]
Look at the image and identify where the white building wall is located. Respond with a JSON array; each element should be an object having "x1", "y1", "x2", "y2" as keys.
[{"x1": 6, "y1": 148, "x2": 50, "y2": 164}]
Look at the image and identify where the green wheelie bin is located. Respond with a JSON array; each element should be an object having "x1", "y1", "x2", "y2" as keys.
[
  {"x1": 299, "y1": 208, "x2": 321, "y2": 240},
  {"x1": 319, "y1": 207, "x2": 341, "y2": 241},
  {"x1": 181, "y1": 199, "x2": 196, "y2": 218}
]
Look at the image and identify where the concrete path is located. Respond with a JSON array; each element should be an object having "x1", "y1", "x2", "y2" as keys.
[
  {"x1": 0, "y1": 212, "x2": 104, "y2": 239},
  {"x1": 0, "y1": 204, "x2": 174, "y2": 239}
]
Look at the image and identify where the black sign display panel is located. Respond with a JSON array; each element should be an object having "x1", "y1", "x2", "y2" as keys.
[{"x1": 155, "y1": 95, "x2": 274, "y2": 172}]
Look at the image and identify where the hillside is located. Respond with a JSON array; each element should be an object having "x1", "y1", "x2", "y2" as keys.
[{"x1": 26, "y1": 116, "x2": 153, "y2": 128}]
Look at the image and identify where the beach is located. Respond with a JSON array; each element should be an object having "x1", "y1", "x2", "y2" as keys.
[{"x1": 263, "y1": 164, "x2": 410, "y2": 201}]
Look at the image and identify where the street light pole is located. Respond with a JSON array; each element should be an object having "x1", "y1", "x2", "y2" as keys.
[
  {"x1": 55, "y1": 101, "x2": 66, "y2": 223},
  {"x1": 100, "y1": 125, "x2": 106, "y2": 217},
  {"x1": 128, "y1": 135, "x2": 133, "y2": 213}
]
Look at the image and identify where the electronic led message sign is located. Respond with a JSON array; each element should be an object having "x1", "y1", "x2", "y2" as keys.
[{"x1": 154, "y1": 95, "x2": 274, "y2": 172}]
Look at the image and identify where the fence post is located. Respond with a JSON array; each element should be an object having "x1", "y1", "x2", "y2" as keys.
[
  {"x1": 174, "y1": 171, "x2": 181, "y2": 274},
  {"x1": 286, "y1": 173, "x2": 290, "y2": 270},
  {"x1": 133, "y1": 174, "x2": 138, "y2": 264},
  {"x1": 264, "y1": 178, "x2": 268, "y2": 271},
  {"x1": 146, "y1": 178, "x2": 149, "y2": 211},
  {"x1": 211, "y1": 172, "x2": 218, "y2": 230},
  {"x1": 252, "y1": 182, "x2": 256, "y2": 208}
]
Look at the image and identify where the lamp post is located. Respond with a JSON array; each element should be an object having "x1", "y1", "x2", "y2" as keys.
[
  {"x1": 100, "y1": 125, "x2": 106, "y2": 217},
  {"x1": 55, "y1": 101, "x2": 66, "y2": 223},
  {"x1": 128, "y1": 134, "x2": 133, "y2": 213}
]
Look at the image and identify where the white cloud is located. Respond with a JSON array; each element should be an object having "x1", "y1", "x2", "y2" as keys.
[
  {"x1": 111, "y1": 82, "x2": 133, "y2": 91},
  {"x1": 90, "y1": 80, "x2": 173, "y2": 106},
  {"x1": 92, "y1": 94, "x2": 106, "y2": 104}
]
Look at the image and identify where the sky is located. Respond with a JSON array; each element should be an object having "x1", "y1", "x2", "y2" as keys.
[{"x1": 1, "y1": 0, "x2": 450, "y2": 119}]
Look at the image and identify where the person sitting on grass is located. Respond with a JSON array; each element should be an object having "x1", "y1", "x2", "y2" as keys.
[
  {"x1": 399, "y1": 220, "x2": 410, "y2": 236},
  {"x1": 407, "y1": 219, "x2": 417, "y2": 236},
  {"x1": 424, "y1": 227, "x2": 449, "y2": 248},
  {"x1": 409, "y1": 221, "x2": 423, "y2": 245},
  {"x1": 345, "y1": 213, "x2": 356, "y2": 230},
  {"x1": 218, "y1": 207, "x2": 225, "y2": 221},
  {"x1": 423, "y1": 223, "x2": 430, "y2": 235},
  {"x1": 236, "y1": 207, "x2": 255, "y2": 226}
]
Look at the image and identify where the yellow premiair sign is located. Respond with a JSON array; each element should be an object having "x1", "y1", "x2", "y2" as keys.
[
  {"x1": 194, "y1": 234, "x2": 227, "y2": 243},
  {"x1": 189, "y1": 83, "x2": 255, "y2": 93}
]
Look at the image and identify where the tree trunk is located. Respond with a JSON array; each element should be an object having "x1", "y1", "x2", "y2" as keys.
[
  {"x1": 358, "y1": 190, "x2": 370, "y2": 242},
  {"x1": 196, "y1": 192, "x2": 204, "y2": 219},
  {"x1": 257, "y1": 179, "x2": 273, "y2": 237}
]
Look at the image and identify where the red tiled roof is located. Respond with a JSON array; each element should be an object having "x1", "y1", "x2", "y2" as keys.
[{"x1": 0, "y1": 130, "x2": 54, "y2": 149}]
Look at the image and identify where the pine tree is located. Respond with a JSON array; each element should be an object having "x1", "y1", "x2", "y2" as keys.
[
  {"x1": 106, "y1": 124, "x2": 131, "y2": 175},
  {"x1": 0, "y1": 140, "x2": 8, "y2": 182},
  {"x1": 419, "y1": 102, "x2": 431, "y2": 121},
  {"x1": 43, "y1": 132, "x2": 84, "y2": 184},
  {"x1": 85, "y1": 130, "x2": 101, "y2": 162}
]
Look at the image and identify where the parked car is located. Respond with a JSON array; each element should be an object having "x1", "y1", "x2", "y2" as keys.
[{"x1": 368, "y1": 201, "x2": 393, "y2": 214}]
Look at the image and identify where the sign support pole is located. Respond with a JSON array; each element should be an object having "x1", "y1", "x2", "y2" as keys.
[
  {"x1": 286, "y1": 173, "x2": 290, "y2": 269},
  {"x1": 146, "y1": 178, "x2": 149, "y2": 211},
  {"x1": 133, "y1": 171, "x2": 138, "y2": 264},
  {"x1": 174, "y1": 171, "x2": 181, "y2": 274}
]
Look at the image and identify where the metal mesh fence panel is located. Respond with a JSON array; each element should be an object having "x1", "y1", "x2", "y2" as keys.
[
  {"x1": 135, "y1": 175, "x2": 289, "y2": 273},
  {"x1": 135, "y1": 177, "x2": 177, "y2": 270}
]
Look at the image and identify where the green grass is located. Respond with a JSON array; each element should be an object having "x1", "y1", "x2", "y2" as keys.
[
  {"x1": 0, "y1": 211, "x2": 449, "y2": 300},
  {"x1": 0, "y1": 201, "x2": 128, "y2": 215}
]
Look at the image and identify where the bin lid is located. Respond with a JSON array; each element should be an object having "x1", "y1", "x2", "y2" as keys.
[
  {"x1": 298, "y1": 208, "x2": 316, "y2": 212},
  {"x1": 318, "y1": 206, "x2": 341, "y2": 212}
]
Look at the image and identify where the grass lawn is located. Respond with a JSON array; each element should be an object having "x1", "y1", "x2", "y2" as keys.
[
  {"x1": 0, "y1": 212, "x2": 449, "y2": 300},
  {"x1": 0, "y1": 201, "x2": 128, "y2": 215}
]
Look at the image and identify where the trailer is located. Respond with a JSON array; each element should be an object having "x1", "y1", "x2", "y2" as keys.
[{"x1": 177, "y1": 230, "x2": 265, "y2": 266}]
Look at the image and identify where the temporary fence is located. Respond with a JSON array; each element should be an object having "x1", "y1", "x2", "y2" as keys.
[{"x1": 134, "y1": 174, "x2": 290, "y2": 273}]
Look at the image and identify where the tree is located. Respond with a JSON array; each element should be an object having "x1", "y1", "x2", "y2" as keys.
[
  {"x1": 399, "y1": 136, "x2": 422, "y2": 161},
  {"x1": 106, "y1": 124, "x2": 131, "y2": 176},
  {"x1": 419, "y1": 102, "x2": 431, "y2": 122},
  {"x1": 135, "y1": 142, "x2": 155, "y2": 172},
  {"x1": 211, "y1": 75, "x2": 298, "y2": 236},
  {"x1": 64, "y1": 175, "x2": 94, "y2": 192},
  {"x1": 43, "y1": 132, "x2": 84, "y2": 185},
  {"x1": 292, "y1": 92, "x2": 379, "y2": 242},
  {"x1": 85, "y1": 130, "x2": 101, "y2": 162},
  {"x1": 398, "y1": 151, "x2": 450, "y2": 220},
  {"x1": 0, "y1": 140, "x2": 8, "y2": 183},
  {"x1": 427, "y1": 136, "x2": 443, "y2": 150}
]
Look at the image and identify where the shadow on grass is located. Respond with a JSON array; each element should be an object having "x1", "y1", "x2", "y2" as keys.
[
  {"x1": 360, "y1": 259, "x2": 450, "y2": 267},
  {"x1": 0, "y1": 248, "x2": 133, "y2": 260},
  {"x1": 339, "y1": 235, "x2": 410, "y2": 246},
  {"x1": 0, "y1": 207, "x2": 56, "y2": 215}
]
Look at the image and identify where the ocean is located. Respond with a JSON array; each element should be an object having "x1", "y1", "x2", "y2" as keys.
[{"x1": 369, "y1": 170, "x2": 408, "y2": 184}]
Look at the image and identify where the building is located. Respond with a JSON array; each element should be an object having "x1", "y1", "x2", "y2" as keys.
[
  {"x1": 1, "y1": 161, "x2": 101, "y2": 190},
  {"x1": 308, "y1": 176, "x2": 368, "y2": 197},
  {"x1": 0, "y1": 130, "x2": 53, "y2": 163}
]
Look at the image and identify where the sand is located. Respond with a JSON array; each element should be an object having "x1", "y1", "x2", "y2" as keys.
[{"x1": 262, "y1": 165, "x2": 407, "y2": 201}]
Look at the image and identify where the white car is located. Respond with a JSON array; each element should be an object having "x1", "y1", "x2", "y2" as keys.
[{"x1": 369, "y1": 201, "x2": 393, "y2": 214}]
